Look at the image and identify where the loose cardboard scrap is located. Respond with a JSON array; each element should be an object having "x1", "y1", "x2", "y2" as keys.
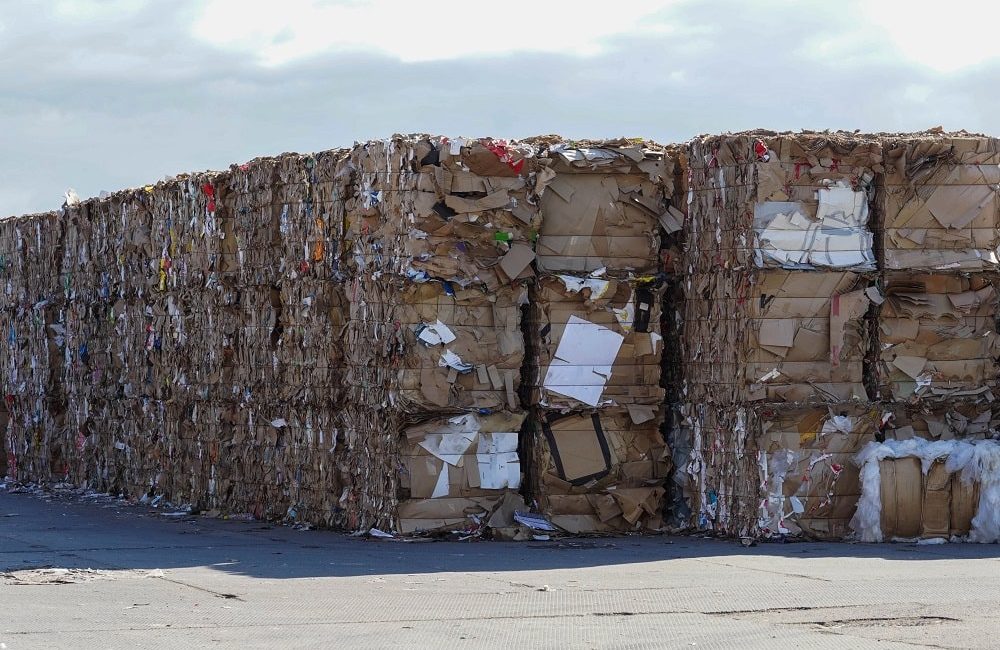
[
  {"x1": 532, "y1": 408, "x2": 670, "y2": 533},
  {"x1": 883, "y1": 134, "x2": 1000, "y2": 271},
  {"x1": 879, "y1": 273, "x2": 999, "y2": 403}
]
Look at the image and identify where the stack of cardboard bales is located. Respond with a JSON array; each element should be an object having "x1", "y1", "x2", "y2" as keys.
[
  {"x1": 2, "y1": 151, "x2": 355, "y2": 529},
  {"x1": 0, "y1": 211, "x2": 65, "y2": 485},
  {"x1": 209, "y1": 152, "x2": 353, "y2": 525},
  {"x1": 680, "y1": 131, "x2": 883, "y2": 538},
  {"x1": 865, "y1": 133, "x2": 1000, "y2": 541},
  {"x1": 526, "y1": 139, "x2": 677, "y2": 533},
  {"x1": 343, "y1": 135, "x2": 542, "y2": 534}
]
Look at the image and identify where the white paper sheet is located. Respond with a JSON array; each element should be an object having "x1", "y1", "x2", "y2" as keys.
[
  {"x1": 543, "y1": 315, "x2": 624, "y2": 406},
  {"x1": 419, "y1": 432, "x2": 477, "y2": 466},
  {"x1": 417, "y1": 319, "x2": 456, "y2": 346},
  {"x1": 430, "y1": 464, "x2": 450, "y2": 498},
  {"x1": 475, "y1": 431, "x2": 521, "y2": 490}
]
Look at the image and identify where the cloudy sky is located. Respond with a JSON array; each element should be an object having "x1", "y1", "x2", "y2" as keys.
[{"x1": 2, "y1": 0, "x2": 998, "y2": 216}]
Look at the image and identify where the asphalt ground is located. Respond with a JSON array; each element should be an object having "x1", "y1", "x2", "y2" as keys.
[{"x1": 1, "y1": 485, "x2": 999, "y2": 649}]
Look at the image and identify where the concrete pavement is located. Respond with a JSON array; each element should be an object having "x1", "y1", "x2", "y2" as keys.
[{"x1": 1, "y1": 485, "x2": 999, "y2": 649}]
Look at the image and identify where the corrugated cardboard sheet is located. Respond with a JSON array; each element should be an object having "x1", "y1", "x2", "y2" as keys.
[
  {"x1": 532, "y1": 409, "x2": 670, "y2": 533},
  {"x1": 879, "y1": 273, "x2": 999, "y2": 403},
  {"x1": 883, "y1": 134, "x2": 1000, "y2": 271},
  {"x1": 530, "y1": 275, "x2": 664, "y2": 410},
  {"x1": 686, "y1": 132, "x2": 881, "y2": 273}
]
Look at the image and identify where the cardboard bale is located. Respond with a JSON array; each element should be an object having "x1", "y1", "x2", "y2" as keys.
[
  {"x1": 882, "y1": 134, "x2": 1000, "y2": 271},
  {"x1": 684, "y1": 270, "x2": 873, "y2": 406},
  {"x1": 341, "y1": 135, "x2": 541, "y2": 530},
  {"x1": 395, "y1": 283, "x2": 524, "y2": 412},
  {"x1": 0, "y1": 150, "x2": 354, "y2": 532},
  {"x1": 879, "y1": 273, "x2": 999, "y2": 404},
  {"x1": 533, "y1": 139, "x2": 675, "y2": 274},
  {"x1": 529, "y1": 275, "x2": 664, "y2": 410},
  {"x1": 850, "y1": 436, "x2": 997, "y2": 542},
  {"x1": 0, "y1": 212, "x2": 66, "y2": 483},
  {"x1": 532, "y1": 408, "x2": 670, "y2": 533},
  {"x1": 348, "y1": 135, "x2": 544, "y2": 290},
  {"x1": 686, "y1": 131, "x2": 881, "y2": 274},
  {"x1": 757, "y1": 406, "x2": 879, "y2": 540},
  {"x1": 398, "y1": 411, "x2": 524, "y2": 533}
]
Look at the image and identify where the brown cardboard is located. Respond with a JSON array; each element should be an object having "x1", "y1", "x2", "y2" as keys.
[
  {"x1": 950, "y1": 475, "x2": 980, "y2": 536},
  {"x1": 880, "y1": 457, "x2": 924, "y2": 539},
  {"x1": 499, "y1": 243, "x2": 536, "y2": 282},
  {"x1": 757, "y1": 406, "x2": 878, "y2": 540},
  {"x1": 534, "y1": 142, "x2": 673, "y2": 274},
  {"x1": 530, "y1": 275, "x2": 665, "y2": 409},
  {"x1": 921, "y1": 460, "x2": 951, "y2": 539},
  {"x1": 534, "y1": 409, "x2": 669, "y2": 533},
  {"x1": 685, "y1": 270, "x2": 870, "y2": 405},
  {"x1": 883, "y1": 135, "x2": 1000, "y2": 271},
  {"x1": 544, "y1": 415, "x2": 611, "y2": 482},
  {"x1": 880, "y1": 273, "x2": 999, "y2": 403}
]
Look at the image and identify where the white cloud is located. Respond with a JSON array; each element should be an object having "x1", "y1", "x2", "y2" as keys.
[
  {"x1": 192, "y1": 0, "x2": 676, "y2": 65},
  {"x1": 864, "y1": 0, "x2": 1000, "y2": 73}
]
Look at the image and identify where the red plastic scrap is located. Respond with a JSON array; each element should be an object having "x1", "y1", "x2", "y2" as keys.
[
  {"x1": 202, "y1": 183, "x2": 217, "y2": 212},
  {"x1": 484, "y1": 139, "x2": 525, "y2": 174},
  {"x1": 753, "y1": 139, "x2": 769, "y2": 162}
]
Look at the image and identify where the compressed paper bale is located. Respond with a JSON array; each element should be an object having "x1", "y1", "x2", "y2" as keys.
[
  {"x1": 534, "y1": 141, "x2": 674, "y2": 274},
  {"x1": 882, "y1": 134, "x2": 1000, "y2": 271},
  {"x1": 686, "y1": 131, "x2": 881, "y2": 274},
  {"x1": 756, "y1": 406, "x2": 878, "y2": 540},
  {"x1": 880, "y1": 273, "x2": 1000, "y2": 404},
  {"x1": 398, "y1": 411, "x2": 524, "y2": 513},
  {"x1": 529, "y1": 275, "x2": 664, "y2": 410},
  {"x1": 347, "y1": 135, "x2": 543, "y2": 290},
  {"x1": 533, "y1": 408, "x2": 669, "y2": 533},
  {"x1": 392, "y1": 283, "x2": 525, "y2": 412},
  {"x1": 683, "y1": 270, "x2": 872, "y2": 408}
]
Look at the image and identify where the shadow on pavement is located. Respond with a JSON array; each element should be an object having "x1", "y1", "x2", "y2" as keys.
[{"x1": 2, "y1": 489, "x2": 998, "y2": 581}]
